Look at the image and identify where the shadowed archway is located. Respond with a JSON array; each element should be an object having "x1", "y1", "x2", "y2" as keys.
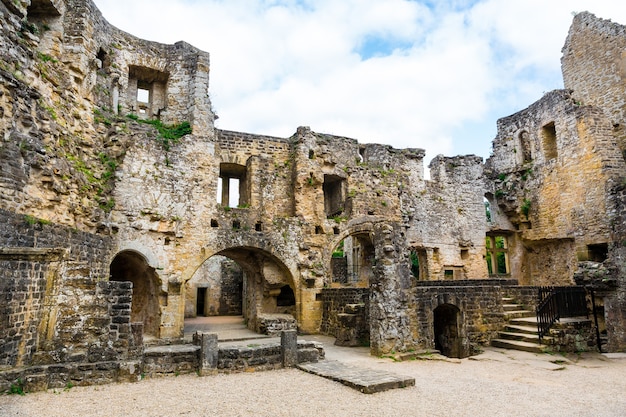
[
  {"x1": 110, "y1": 250, "x2": 161, "y2": 338},
  {"x1": 434, "y1": 303, "x2": 462, "y2": 358}
]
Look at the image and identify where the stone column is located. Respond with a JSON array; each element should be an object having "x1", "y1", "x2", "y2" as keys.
[
  {"x1": 281, "y1": 330, "x2": 298, "y2": 367},
  {"x1": 194, "y1": 332, "x2": 218, "y2": 375}
]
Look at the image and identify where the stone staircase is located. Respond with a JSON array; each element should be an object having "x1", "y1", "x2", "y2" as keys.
[{"x1": 491, "y1": 297, "x2": 551, "y2": 353}]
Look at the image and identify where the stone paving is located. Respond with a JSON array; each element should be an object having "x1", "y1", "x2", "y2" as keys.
[{"x1": 297, "y1": 360, "x2": 415, "y2": 394}]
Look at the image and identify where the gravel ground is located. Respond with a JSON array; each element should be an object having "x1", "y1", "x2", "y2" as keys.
[{"x1": 1, "y1": 339, "x2": 625, "y2": 417}]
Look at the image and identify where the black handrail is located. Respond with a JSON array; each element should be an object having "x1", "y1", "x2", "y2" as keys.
[{"x1": 536, "y1": 286, "x2": 587, "y2": 340}]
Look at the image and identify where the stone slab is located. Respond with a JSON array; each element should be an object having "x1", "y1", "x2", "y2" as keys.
[{"x1": 296, "y1": 360, "x2": 415, "y2": 394}]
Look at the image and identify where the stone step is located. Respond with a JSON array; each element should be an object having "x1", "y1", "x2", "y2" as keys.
[
  {"x1": 503, "y1": 310, "x2": 535, "y2": 319},
  {"x1": 297, "y1": 360, "x2": 415, "y2": 394},
  {"x1": 491, "y1": 339, "x2": 548, "y2": 354},
  {"x1": 503, "y1": 304, "x2": 523, "y2": 312},
  {"x1": 505, "y1": 324, "x2": 539, "y2": 335},
  {"x1": 498, "y1": 331, "x2": 552, "y2": 344},
  {"x1": 502, "y1": 297, "x2": 515, "y2": 303},
  {"x1": 509, "y1": 316, "x2": 538, "y2": 325}
]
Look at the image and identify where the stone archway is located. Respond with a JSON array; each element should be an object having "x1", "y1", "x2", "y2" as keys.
[
  {"x1": 185, "y1": 246, "x2": 297, "y2": 335},
  {"x1": 433, "y1": 303, "x2": 462, "y2": 358},
  {"x1": 110, "y1": 250, "x2": 161, "y2": 338}
]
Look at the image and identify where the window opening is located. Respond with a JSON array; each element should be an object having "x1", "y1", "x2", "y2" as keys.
[
  {"x1": 315, "y1": 225, "x2": 323, "y2": 234},
  {"x1": 217, "y1": 163, "x2": 248, "y2": 207},
  {"x1": 210, "y1": 219, "x2": 218, "y2": 228},
  {"x1": 519, "y1": 130, "x2": 532, "y2": 164},
  {"x1": 542, "y1": 122, "x2": 557, "y2": 160},
  {"x1": 323, "y1": 174, "x2": 346, "y2": 218},
  {"x1": 255, "y1": 222, "x2": 263, "y2": 232},
  {"x1": 410, "y1": 250, "x2": 420, "y2": 279},
  {"x1": 486, "y1": 235, "x2": 509, "y2": 275},
  {"x1": 587, "y1": 243, "x2": 608, "y2": 262}
]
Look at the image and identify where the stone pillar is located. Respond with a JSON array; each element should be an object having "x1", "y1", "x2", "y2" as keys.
[
  {"x1": 281, "y1": 330, "x2": 298, "y2": 367},
  {"x1": 194, "y1": 332, "x2": 218, "y2": 375}
]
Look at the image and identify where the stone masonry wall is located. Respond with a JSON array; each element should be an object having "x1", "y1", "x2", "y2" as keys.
[
  {"x1": 411, "y1": 285, "x2": 506, "y2": 356},
  {"x1": 319, "y1": 288, "x2": 369, "y2": 339},
  {"x1": 486, "y1": 89, "x2": 626, "y2": 285},
  {"x1": 561, "y1": 12, "x2": 626, "y2": 154}
]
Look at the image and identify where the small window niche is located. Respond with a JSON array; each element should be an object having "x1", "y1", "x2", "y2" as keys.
[
  {"x1": 541, "y1": 122, "x2": 558, "y2": 160},
  {"x1": 324, "y1": 174, "x2": 346, "y2": 218},
  {"x1": 587, "y1": 243, "x2": 608, "y2": 262},
  {"x1": 518, "y1": 130, "x2": 532, "y2": 164}
]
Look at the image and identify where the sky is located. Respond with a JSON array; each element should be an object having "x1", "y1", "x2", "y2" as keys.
[{"x1": 92, "y1": 0, "x2": 626, "y2": 164}]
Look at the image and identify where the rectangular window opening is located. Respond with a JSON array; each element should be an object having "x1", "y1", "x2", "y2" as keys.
[
  {"x1": 542, "y1": 122, "x2": 557, "y2": 160},
  {"x1": 486, "y1": 235, "x2": 510, "y2": 276}
]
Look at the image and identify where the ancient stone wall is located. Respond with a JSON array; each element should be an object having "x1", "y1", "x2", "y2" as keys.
[
  {"x1": 561, "y1": 12, "x2": 626, "y2": 154},
  {"x1": 319, "y1": 288, "x2": 369, "y2": 339},
  {"x1": 486, "y1": 89, "x2": 626, "y2": 285}
]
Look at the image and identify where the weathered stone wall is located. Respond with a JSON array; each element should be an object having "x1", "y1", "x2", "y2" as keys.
[
  {"x1": 561, "y1": 12, "x2": 626, "y2": 155},
  {"x1": 319, "y1": 288, "x2": 369, "y2": 340},
  {"x1": 0, "y1": 207, "x2": 114, "y2": 366},
  {"x1": 486, "y1": 89, "x2": 626, "y2": 285},
  {"x1": 602, "y1": 184, "x2": 626, "y2": 351}
]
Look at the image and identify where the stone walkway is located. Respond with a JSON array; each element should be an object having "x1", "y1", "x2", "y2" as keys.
[{"x1": 297, "y1": 360, "x2": 415, "y2": 394}]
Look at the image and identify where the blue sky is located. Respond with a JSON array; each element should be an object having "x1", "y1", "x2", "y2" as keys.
[{"x1": 92, "y1": 0, "x2": 626, "y2": 165}]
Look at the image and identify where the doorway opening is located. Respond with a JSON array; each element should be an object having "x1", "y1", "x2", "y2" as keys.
[
  {"x1": 110, "y1": 250, "x2": 162, "y2": 338},
  {"x1": 433, "y1": 303, "x2": 462, "y2": 358}
]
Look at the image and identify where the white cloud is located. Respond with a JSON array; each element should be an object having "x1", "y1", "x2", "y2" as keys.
[{"x1": 92, "y1": 0, "x2": 626, "y2": 162}]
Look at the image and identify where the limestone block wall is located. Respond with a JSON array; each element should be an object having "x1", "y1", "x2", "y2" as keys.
[
  {"x1": 561, "y1": 12, "x2": 626, "y2": 153},
  {"x1": 0, "y1": 208, "x2": 122, "y2": 366},
  {"x1": 486, "y1": 90, "x2": 626, "y2": 285},
  {"x1": 419, "y1": 155, "x2": 487, "y2": 279}
]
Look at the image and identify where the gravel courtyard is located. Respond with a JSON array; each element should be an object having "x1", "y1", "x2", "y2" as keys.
[{"x1": 2, "y1": 337, "x2": 625, "y2": 417}]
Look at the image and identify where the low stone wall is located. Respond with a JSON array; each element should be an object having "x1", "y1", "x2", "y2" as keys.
[
  {"x1": 1, "y1": 331, "x2": 324, "y2": 393},
  {"x1": 0, "y1": 360, "x2": 143, "y2": 393},
  {"x1": 546, "y1": 318, "x2": 597, "y2": 353}
]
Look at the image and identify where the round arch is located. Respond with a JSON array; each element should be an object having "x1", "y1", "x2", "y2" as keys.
[
  {"x1": 326, "y1": 223, "x2": 375, "y2": 287},
  {"x1": 110, "y1": 250, "x2": 162, "y2": 338},
  {"x1": 183, "y1": 245, "x2": 298, "y2": 334}
]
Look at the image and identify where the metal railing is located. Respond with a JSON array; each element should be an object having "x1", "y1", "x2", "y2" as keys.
[{"x1": 536, "y1": 286, "x2": 588, "y2": 340}]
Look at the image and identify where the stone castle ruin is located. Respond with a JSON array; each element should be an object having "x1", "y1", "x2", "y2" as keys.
[{"x1": 1, "y1": 0, "x2": 625, "y2": 391}]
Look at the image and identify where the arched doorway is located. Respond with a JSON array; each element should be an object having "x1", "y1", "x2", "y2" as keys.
[
  {"x1": 110, "y1": 250, "x2": 161, "y2": 338},
  {"x1": 184, "y1": 247, "x2": 296, "y2": 335},
  {"x1": 433, "y1": 303, "x2": 461, "y2": 358}
]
